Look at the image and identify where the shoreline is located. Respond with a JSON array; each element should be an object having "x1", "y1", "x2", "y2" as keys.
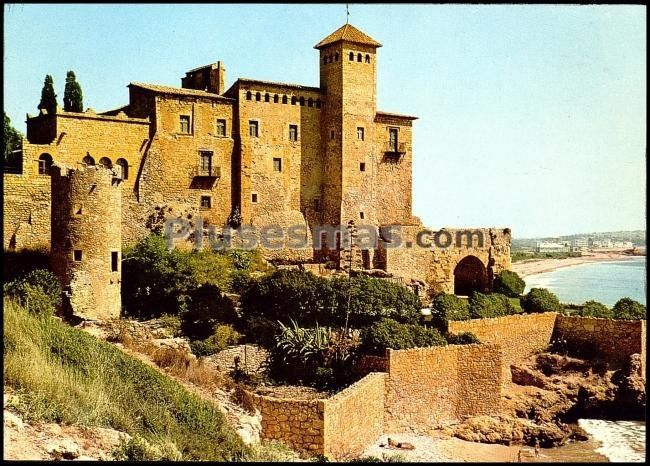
[{"x1": 511, "y1": 252, "x2": 643, "y2": 278}]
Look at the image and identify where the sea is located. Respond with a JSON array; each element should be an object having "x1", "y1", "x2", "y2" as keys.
[
  {"x1": 523, "y1": 257, "x2": 646, "y2": 462},
  {"x1": 523, "y1": 256, "x2": 646, "y2": 307}
]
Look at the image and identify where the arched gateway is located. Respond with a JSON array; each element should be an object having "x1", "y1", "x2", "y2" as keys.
[{"x1": 454, "y1": 255, "x2": 488, "y2": 296}]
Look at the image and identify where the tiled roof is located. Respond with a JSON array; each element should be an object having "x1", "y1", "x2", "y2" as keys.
[
  {"x1": 234, "y1": 78, "x2": 321, "y2": 93},
  {"x1": 128, "y1": 82, "x2": 235, "y2": 101},
  {"x1": 376, "y1": 110, "x2": 418, "y2": 120},
  {"x1": 314, "y1": 23, "x2": 382, "y2": 49}
]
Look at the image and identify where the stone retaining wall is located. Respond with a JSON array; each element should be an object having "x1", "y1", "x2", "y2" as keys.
[
  {"x1": 554, "y1": 315, "x2": 646, "y2": 376},
  {"x1": 448, "y1": 312, "x2": 557, "y2": 385},
  {"x1": 384, "y1": 344, "x2": 502, "y2": 434}
]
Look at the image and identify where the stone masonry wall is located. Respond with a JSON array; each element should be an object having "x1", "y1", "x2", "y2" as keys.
[
  {"x1": 384, "y1": 344, "x2": 502, "y2": 434},
  {"x1": 449, "y1": 312, "x2": 558, "y2": 386},
  {"x1": 322, "y1": 372, "x2": 386, "y2": 460},
  {"x1": 554, "y1": 315, "x2": 647, "y2": 375}
]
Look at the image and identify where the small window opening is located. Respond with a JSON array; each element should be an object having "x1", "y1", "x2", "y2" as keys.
[
  {"x1": 73, "y1": 250, "x2": 82, "y2": 261},
  {"x1": 200, "y1": 195, "x2": 211, "y2": 209},
  {"x1": 289, "y1": 124, "x2": 298, "y2": 142},
  {"x1": 273, "y1": 158, "x2": 282, "y2": 172},
  {"x1": 111, "y1": 251, "x2": 119, "y2": 272},
  {"x1": 251, "y1": 193, "x2": 258, "y2": 203},
  {"x1": 360, "y1": 162, "x2": 366, "y2": 172}
]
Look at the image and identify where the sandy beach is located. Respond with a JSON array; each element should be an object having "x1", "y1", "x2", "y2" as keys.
[{"x1": 511, "y1": 252, "x2": 642, "y2": 278}]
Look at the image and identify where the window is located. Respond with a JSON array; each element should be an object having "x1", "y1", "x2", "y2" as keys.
[
  {"x1": 365, "y1": 54, "x2": 371, "y2": 63},
  {"x1": 357, "y1": 53, "x2": 362, "y2": 62},
  {"x1": 357, "y1": 127, "x2": 365, "y2": 141},
  {"x1": 289, "y1": 124, "x2": 298, "y2": 142},
  {"x1": 349, "y1": 52, "x2": 354, "y2": 61},
  {"x1": 216, "y1": 119, "x2": 226, "y2": 136},
  {"x1": 82, "y1": 155, "x2": 95, "y2": 166},
  {"x1": 330, "y1": 130, "x2": 335, "y2": 140},
  {"x1": 74, "y1": 204, "x2": 83, "y2": 215},
  {"x1": 360, "y1": 212, "x2": 365, "y2": 219},
  {"x1": 111, "y1": 251, "x2": 119, "y2": 272},
  {"x1": 199, "y1": 151, "x2": 213, "y2": 174},
  {"x1": 308, "y1": 98, "x2": 313, "y2": 108},
  {"x1": 274, "y1": 94, "x2": 279, "y2": 103},
  {"x1": 360, "y1": 162, "x2": 366, "y2": 172},
  {"x1": 179, "y1": 115, "x2": 191, "y2": 134},
  {"x1": 251, "y1": 193, "x2": 258, "y2": 203},
  {"x1": 313, "y1": 198, "x2": 321, "y2": 212},
  {"x1": 99, "y1": 157, "x2": 112, "y2": 169},
  {"x1": 249, "y1": 120, "x2": 259, "y2": 138},
  {"x1": 273, "y1": 158, "x2": 282, "y2": 172},
  {"x1": 299, "y1": 97, "x2": 305, "y2": 106},
  {"x1": 73, "y1": 250, "x2": 82, "y2": 261},
  {"x1": 389, "y1": 128, "x2": 399, "y2": 151},
  {"x1": 200, "y1": 195, "x2": 212, "y2": 209},
  {"x1": 291, "y1": 96, "x2": 297, "y2": 105},
  {"x1": 38, "y1": 153, "x2": 53, "y2": 175},
  {"x1": 246, "y1": 91, "x2": 252, "y2": 100},
  {"x1": 282, "y1": 95, "x2": 288, "y2": 104},
  {"x1": 335, "y1": 52, "x2": 339, "y2": 61},
  {"x1": 255, "y1": 92, "x2": 261, "y2": 101},
  {"x1": 316, "y1": 99, "x2": 321, "y2": 109},
  {"x1": 115, "y1": 158, "x2": 129, "y2": 180},
  {"x1": 264, "y1": 93, "x2": 270, "y2": 102}
]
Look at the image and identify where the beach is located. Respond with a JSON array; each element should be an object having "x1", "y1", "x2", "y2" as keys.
[{"x1": 511, "y1": 252, "x2": 641, "y2": 278}]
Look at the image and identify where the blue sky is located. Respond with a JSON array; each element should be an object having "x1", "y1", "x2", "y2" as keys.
[{"x1": 4, "y1": 4, "x2": 646, "y2": 238}]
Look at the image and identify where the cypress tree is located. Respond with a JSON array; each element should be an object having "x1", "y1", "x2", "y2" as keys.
[
  {"x1": 63, "y1": 71, "x2": 84, "y2": 112},
  {"x1": 37, "y1": 75, "x2": 57, "y2": 115}
]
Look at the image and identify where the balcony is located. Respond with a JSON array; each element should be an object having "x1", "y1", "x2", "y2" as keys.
[
  {"x1": 192, "y1": 166, "x2": 221, "y2": 178},
  {"x1": 384, "y1": 142, "x2": 406, "y2": 159}
]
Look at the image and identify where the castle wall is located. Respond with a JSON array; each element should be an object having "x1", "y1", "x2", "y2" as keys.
[
  {"x1": 50, "y1": 165, "x2": 122, "y2": 320},
  {"x1": 384, "y1": 344, "x2": 502, "y2": 434},
  {"x1": 449, "y1": 312, "x2": 558, "y2": 385}
]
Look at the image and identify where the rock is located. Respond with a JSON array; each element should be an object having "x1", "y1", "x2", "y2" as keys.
[
  {"x1": 4, "y1": 410, "x2": 24, "y2": 430},
  {"x1": 511, "y1": 365, "x2": 549, "y2": 389},
  {"x1": 47, "y1": 439, "x2": 80, "y2": 460}
]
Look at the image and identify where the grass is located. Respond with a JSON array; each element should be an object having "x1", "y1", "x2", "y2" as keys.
[{"x1": 3, "y1": 298, "x2": 252, "y2": 461}]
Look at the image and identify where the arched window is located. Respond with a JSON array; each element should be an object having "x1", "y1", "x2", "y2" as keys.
[
  {"x1": 255, "y1": 92, "x2": 261, "y2": 101},
  {"x1": 357, "y1": 53, "x2": 362, "y2": 62},
  {"x1": 246, "y1": 91, "x2": 252, "y2": 100},
  {"x1": 316, "y1": 99, "x2": 321, "y2": 109},
  {"x1": 264, "y1": 93, "x2": 270, "y2": 102},
  {"x1": 365, "y1": 54, "x2": 370, "y2": 63},
  {"x1": 38, "y1": 153, "x2": 53, "y2": 175},
  {"x1": 299, "y1": 97, "x2": 305, "y2": 106},
  {"x1": 273, "y1": 94, "x2": 279, "y2": 103},
  {"x1": 82, "y1": 155, "x2": 95, "y2": 166},
  {"x1": 291, "y1": 96, "x2": 297, "y2": 105},
  {"x1": 307, "y1": 98, "x2": 313, "y2": 107},
  {"x1": 349, "y1": 51, "x2": 354, "y2": 61},
  {"x1": 282, "y1": 95, "x2": 288, "y2": 104},
  {"x1": 335, "y1": 52, "x2": 339, "y2": 61},
  {"x1": 99, "y1": 157, "x2": 112, "y2": 169},
  {"x1": 115, "y1": 158, "x2": 129, "y2": 180}
]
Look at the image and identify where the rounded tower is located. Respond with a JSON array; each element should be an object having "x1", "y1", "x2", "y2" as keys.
[{"x1": 51, "y1": 164, "x2": 122, "y2": 320}]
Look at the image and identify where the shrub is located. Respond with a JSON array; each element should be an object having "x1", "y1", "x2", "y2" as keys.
[
  {"x1": 521, "y1": 288, "x2": 563, "y2": 313},
  {"x1": 191, "y1": 325, "x2": 242, "y2": 357},
  {"x1": 445, "y1": 332, "x2": 480, "y2": 345},
  {"x1": 493, "y1": 270, "x2": 526, "y2": 297},
  {"x1": 230, "y1": 270, "x2": 253, "y2": 294},
  {"x1": 360, "y1": 318, "x2": 447, "y2": 355},
  {"x1": 468, "y1": 292, "x2": 515, "y2": 318},
  {"x1": 180, "y1": 284, "x2": 238, "y2": 340},
  {"x1": 577, "y1": 300, "x2": 612, "y2": 318},
  {"x1": 612, "y1": 298, "x2": 646, "y2": 320},
  {"x1": 111, "y1": 435, "x2": 183, "y2": 461},
  {"x1": 429, "y1": 293, "x2": 470, "y2": 330},
  {"x1": 122, "y1": 234, "x2": 198, "y2": 318},
  {"x1": 158, "y1": 314, "x2": 182, "y2": 337},
  {"x1": 244, "y1": 316, "x2": 280, "y2": 347},
  {"x1": 20, "y1": 269, "x2": 62, "y2": 307},
  {"x1": 4, "y1": 283, "x2": 56, "y2": 316},
  {"x1": 2, "y1": 248, "x2": 50, "y2": 283}
]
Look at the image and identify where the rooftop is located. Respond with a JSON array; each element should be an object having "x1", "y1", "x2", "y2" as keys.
[
  {"x1": 128, "y1": 82, "x2": 235, "y2": 101},
  {"x1": 314, "y1": 23, "x2": 382, "y2": 49}
]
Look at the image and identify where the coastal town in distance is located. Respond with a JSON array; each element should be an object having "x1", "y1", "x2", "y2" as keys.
[{"x1": 3, "y1": 4, "x2": 645, "y2": 463}]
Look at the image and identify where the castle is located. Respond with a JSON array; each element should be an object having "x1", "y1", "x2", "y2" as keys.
[{"x1": 3, "y1": 23, "x2": 511, "y2": 312}]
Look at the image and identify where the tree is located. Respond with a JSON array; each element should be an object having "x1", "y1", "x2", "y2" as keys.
[
  {"x1": 612, "y1": 298, "x2": 646, "y2": 320},
  {"x1": 493, "y1": 270, "x2": 526, "y2": 297},
  {"x1": 579, "y1": 300, "x2": 612, "y2": 319},
  {"x1": 3, "y1": 112, "x2": 23, "y2": 168},
  {"x1": 63, "y1": 71, "x2": 83, "y2": 112},
  {"x1": 521, "y1": 288, "x2": 563, "y2": 313},
  {"x1": 38, "y1": 74, "x2": 57, "y2": 115}
]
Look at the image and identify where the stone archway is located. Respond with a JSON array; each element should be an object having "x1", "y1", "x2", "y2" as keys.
[{"x1": 454, "y1": 255, "x2": 488, "y2": 296}]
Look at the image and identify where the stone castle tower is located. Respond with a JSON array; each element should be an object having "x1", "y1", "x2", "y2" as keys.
[{"x1": 50, "y1": 165, "x2": 122, "y2": 320}]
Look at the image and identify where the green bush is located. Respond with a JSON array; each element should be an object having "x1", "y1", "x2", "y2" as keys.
[
  {"x1": 577, "y1": 300, "x2": 612, "y2": 318},
  {"x1": 493, "y1": 270, "x2": 525, "y2": 297},
  {"x1": 429, "y1": 293, "x2": 470, "y2": 330},
  {"x1": 360, "y1": 318, "x2": 447, "y2": 355},
  {"x1": 21, "y1": 269, "x2": 62, "y2": 307},
  {"x1": 468, "y1": 292, "x2": 516, "y2": 318},
  {"x1": 122, "y1": 235, "x2": 198, "y2": 318},
  {"x1": 180, "y1": 284, "x2": 238, "y2": 340},
  {"x1": 445, "y1": 332, "x2": 481, "y2": 345},
  {"x1": 612, "y1": 298, "x2": 646, "y2": 320},
  {"x1": 230, "y1": 270, "x2": 253, "y2": 294},
  {"x1": 111, "y1": 435, "x2": 183, "y2": 461},
  {"x1": 520, "y1": 288, "x2": 563, "y2": 313},
  {"x1": 240, "y1": 270, "x2": 421, "y2": 334},
  {"x1": 189, "y1": 324, "x2": 242, "y2": 357},
  {"x1": 4, "y1": 283, "x2": 56, "y2": 316}
]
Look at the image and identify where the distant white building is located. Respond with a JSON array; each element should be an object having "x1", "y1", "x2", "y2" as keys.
[
  {"x1": 571, "y1": 238, "x2": 589, "y2": 251},
  {"x1": 536, "y1": 241, "x2": 570, "y2": 253}
]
